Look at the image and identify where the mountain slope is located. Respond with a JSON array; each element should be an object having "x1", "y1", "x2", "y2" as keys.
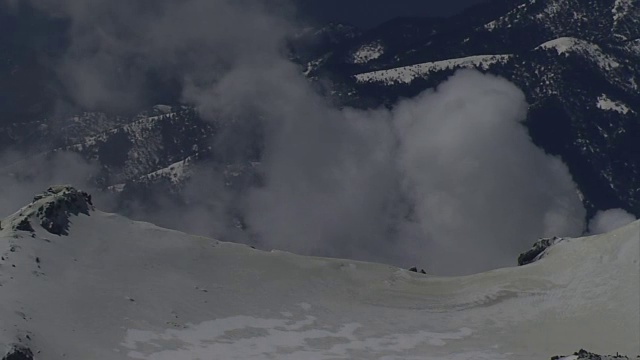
[
  {"x1": 3, "y1": 0, "x2": 640, "y2": 224},
  {"x1": 1, "y1": 187, "x2": 638, "y2": 359},
  {"x1": 302, "y1": 0, "x2": 640, "y2": 218}
]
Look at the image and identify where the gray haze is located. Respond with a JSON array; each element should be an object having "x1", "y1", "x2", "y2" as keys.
[
  {"x1": 589, "y1": 208, "x2": 636, "y2": 235},
  {"x1": 393, "y1": 70, "x2": 586, "y2": 273},
  {"x1": 0, "y1": 152, "x2": 100, "y2": 217},
  {"x1": 0, "y1": 0, "x2": 600, "y2": 274},
  {"x1": 294, "y1": 0, "x2": 488, "y2": 28}
]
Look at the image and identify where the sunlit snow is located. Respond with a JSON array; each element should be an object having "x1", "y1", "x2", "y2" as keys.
[
  {"x1": 354, "y1": 55, "x2": 513, "y2": 85},
  {"x1": 1, "y1": 191, "x2": 638, "y2": 359},
  {"x1": 351, "y1": 42, "x2": 385, "y2": 64},
  {"x1": 536, "y1": 37, "x2": 621, "y2": 71}
]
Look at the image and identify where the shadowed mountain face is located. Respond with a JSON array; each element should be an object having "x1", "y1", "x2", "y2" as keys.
[
  {"x1": 1, "y1": 0, "x2": 639, "y2": 225},
  {"x1": 301, "y1": 0, "x2": 640, "y2": 218}
]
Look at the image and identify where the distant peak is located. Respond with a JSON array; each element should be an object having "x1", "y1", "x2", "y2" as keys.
[{"x1": 2, "y1": 185, "x2": 94, "y2": 236}]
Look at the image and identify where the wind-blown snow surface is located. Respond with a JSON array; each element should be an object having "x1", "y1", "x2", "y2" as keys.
[{"x1": 0, "y1": 195, "x2": 639, "y2": 359}]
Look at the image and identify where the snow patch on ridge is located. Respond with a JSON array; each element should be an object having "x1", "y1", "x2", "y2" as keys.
[
  {"x1": 483, "y1": 1, "x2": 530, "y2": 31},
  {"x1": 304, "y1": 55, "x2": 330, "y2": 77},
  {"x1": 1, "y1": 185, "x2": 93, "y2": 236},
  {"x1": 350, "y1": 42, "x2": 384, "y2": 64},
  {"x1": 613, "y1": 0, "x2": 634, "y2": 25},
  {"x1": 142, "y1": 156, "x2": 194, "y2": 185},
  {"x1": 536, "y1": 37, "x2": 621, "y2": 71},
  {"x1": 354, "y1": 55, "x2": 512, "y2": 85},
  {"x1": 597, "y1": 94, "x2": 632, "y2": 114},
  {"x1": 536, "y1": 37, "x2": 583, "y2": 55}
]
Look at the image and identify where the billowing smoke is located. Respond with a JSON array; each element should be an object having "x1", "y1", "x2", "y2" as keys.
[
  {"x1": 0, "y1": 151, "x2": 100, "y2": 217},
  {"x1": 1, "y1": 0, "x2": 588, "y2": 274},
  {"x1": 393, "y1": 70, "x2": 586, "y2": 273},
  {"x1": 12, "y1": 0, "x2": 292, "y2": 112},
  {"x1": 588, "y1": 208, "x2": 636, "y2": 235}
]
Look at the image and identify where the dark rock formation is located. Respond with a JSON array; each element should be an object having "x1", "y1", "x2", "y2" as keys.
[
  {"x1": 408, "y1": 266, "x2": 427, "y2": 274},
  {"x1": 551, "y1": 349, "x2": 639, "y2": 359},
  {"x1": 9, "y1": 185, "x2": 94, "y2": 236},
  {"x1": 2, "y1": 345, "x2": 33, "y2": 360},
  {"x1": 517, "y1": 236, "x2": 564, "y2": 266},
  {"x1": 35, "y1": 186, "x2": 93, "y2": 235},
  {"x1": 14, "y1": 218, "x2": 34, "y2": 233}
]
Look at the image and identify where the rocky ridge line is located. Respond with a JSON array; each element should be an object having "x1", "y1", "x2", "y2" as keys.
[{"x1": 1, "y1": 185, "x2": 94, "y2": 236}]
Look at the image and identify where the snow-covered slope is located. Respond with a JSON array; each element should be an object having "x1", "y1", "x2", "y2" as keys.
[
  {"x1": 300, "y1": 0, "x2": 640, "y2": 220},
  {"x1": 1, "y1": 187, "x2": 638, "y2": 359},
  {"x1": 355, "y1": 54, "x2": 513, "y2": 85}
]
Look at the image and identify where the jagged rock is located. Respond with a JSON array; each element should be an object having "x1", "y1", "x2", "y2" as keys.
[
  {"x1": 408, "y1": 266, "x2": 427, "y2": 274},
  {"x1": 2, "y1": 345, "x2": 33, "y2": 360},
  {"x1": 551, "y1": 349, "x2": 638, "y2": 359},
  {"x1": 14, "y1": 218, "x2": 34, "y2": 233},
  {"x1": 7, "y1": 185, "x2": 94, "y2": 236},
  {"x1": 517, "y1": 236, "x2": 564, "y2": 266}
]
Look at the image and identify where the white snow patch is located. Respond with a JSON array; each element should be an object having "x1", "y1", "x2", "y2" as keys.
[
  {"x1": 536, "y1": 37, "x2": 582, "y2": 55},
  {"x1": 152, "y1": 105, "x2": 172, "y2": 114},
  {"x1": 536, "y1": 37, "x2": 621, "y2": 71},
  {"x1": 354, "y1": 55, "x2": 512, "y2": 85},
  {"x1": 351, "y1": 42, "x2": 385, "y2": 64},
  {"x1": 143, "y1": 157, "x2": 193, "y2": 185},
  {"x1": 482, "y1": 2, "x2": 528, "y2": 31},
  {"x1": 304, "y1": 55, "x2": 329, "y2": 77},
  {"x1": 613, "y1": 0, "x2": 634, "y2": 25},
  {"x1": 108, "y1": 183, "x2": 126, "y2": 193},
  {"x1": 122, "y1": 315, "x2": 474, "y2": 359},
  {"x1": 597, "y1": 94, "x2": 632, "y2": 114}
]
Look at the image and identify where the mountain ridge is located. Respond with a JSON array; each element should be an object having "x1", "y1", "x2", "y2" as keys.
[
  {"x1": 300, "y1": 0, "x2": 640, "y2": 219},
  {"x1": 1, "y1": 185, "x2": 638, "y2": 359},
  {"x1": 3, "y1": 0, "x2": 640, "y2": 221}
]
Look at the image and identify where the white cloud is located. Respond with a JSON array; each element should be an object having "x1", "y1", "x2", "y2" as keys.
[
  {"x1": 4, "y1": 0, "x2": 588, "y2": 275},
  {"x1": 392, "y1": 70, "x2": 586, "y2": 274},
  {"x1": 589, "y1": 208, "x2": 636, "y2": 235}
]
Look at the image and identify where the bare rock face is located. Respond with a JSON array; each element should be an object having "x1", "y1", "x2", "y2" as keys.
[
  {"x1": 551, "y1": 349, "x2": 639, "y2": 359},
  {"x1": 517, "y1": 236, "x2": 564, "y2": 266},
  {"x1": 2, "y1": 345, "x2": 33, "y2": 360},
  {"x1": 3, "y1": 185, "x2": 94, "y2": 236}
]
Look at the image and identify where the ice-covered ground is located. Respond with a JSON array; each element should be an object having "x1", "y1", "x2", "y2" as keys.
[{"x1": 1, "y1": 188, "x2": 639, "y2": 359}]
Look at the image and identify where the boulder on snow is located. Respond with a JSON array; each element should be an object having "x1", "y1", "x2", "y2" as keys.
[{"x1": 517, "y1": 236, "x2": 564, "y2": 266}]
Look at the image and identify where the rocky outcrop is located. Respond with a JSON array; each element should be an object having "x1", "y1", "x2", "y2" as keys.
[
  {"x1": 551, "y1": 349, "x2": 639, "y2": 359},
  {"x1": 4, "y1": 185, "x2": 94, "y2": 236},
  {"x1": 2, "y1": 345, "x2": 33, "y2": 360},
  {"x1": 408, "y1": 266, "x2": 427, "y2": 274},
  {"x1": 517, "y1": 236, "x2": 564, "y2": 266}
]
